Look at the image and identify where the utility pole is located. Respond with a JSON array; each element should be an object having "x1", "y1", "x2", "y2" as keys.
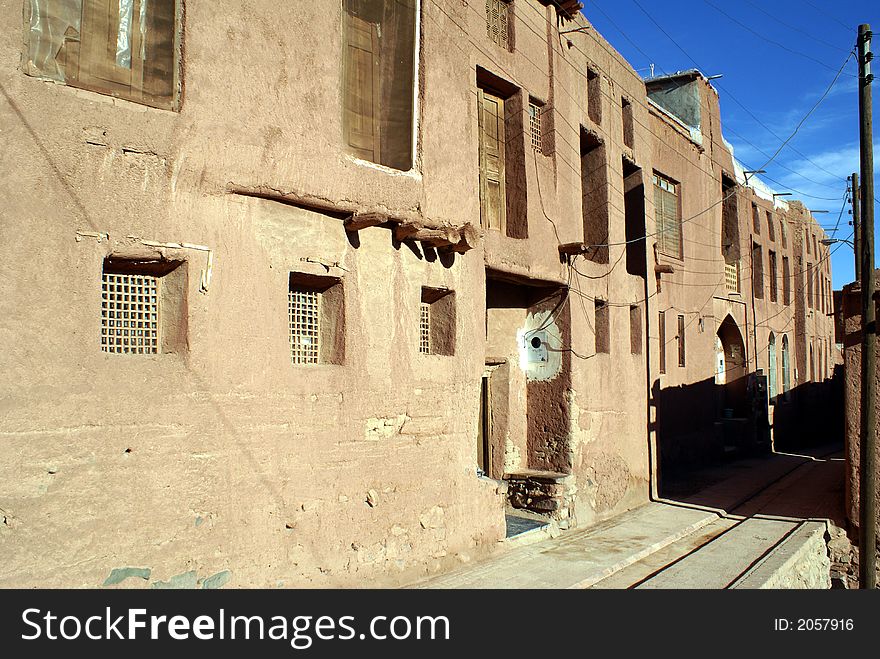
[
  {"x1": 852, "y1": 172, "x2": 861, "y2": 281},
  {"x1": 857, "y1": 23, "x2": 876, "y2": 590}
]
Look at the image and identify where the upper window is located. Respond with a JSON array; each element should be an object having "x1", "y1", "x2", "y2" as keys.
[
  {"x1": 587, "y1": 68, "x2": 601, "y2": 124},
  {"x1": 485, "y1": 0, "x2": 512, "y2": 51},
  {"x1": 621, "y1": 97, "x2": 634, "y2": 149},
  {"x1": 343, "y1": 0, "x2": 417, "y2": 171},
  {"x1": 26, "y1": 0, "x2": 180, "y2": 110},
  {"x1": 653, "y1": 172, "x2": 682, "y2": 259},
  {"x1": 476, "y1": 74, "x2": 527, "y2": 239},
  {"x1": 528, "y1": 100, "x2": 543, "y2": 152}
]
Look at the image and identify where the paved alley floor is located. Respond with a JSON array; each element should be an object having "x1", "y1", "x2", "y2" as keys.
[{"x1": 410, "y1": 445, "x2": 845, "y2": 589}]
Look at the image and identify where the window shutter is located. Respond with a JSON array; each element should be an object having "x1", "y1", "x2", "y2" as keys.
[
  {"x1": 344, "y1": 13, "x2": 381, "y2": 162},
  {"x1": 654, "y1": 177, "x2": 681, "y2": 258},
  {"x1": 142, "y1": 0, "x2": 177, "y2": 104},
  {"x1": 79, "y1": 0, "x2": 135, "y2": 92},
  {"x1": 478, "y1": 89, "x2": 506, "y2": 231}
]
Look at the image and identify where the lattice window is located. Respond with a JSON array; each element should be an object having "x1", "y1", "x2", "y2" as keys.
[
  {"x1": 528, "y1": 102, "x2": 542, "y2": 152},
  {"x1": 101, "y1": 273, "x2": 159, "y2": 354},
  {"x1": 419, "y1": 302, "x2": 431, "y2": 354},
  {"x1": 724, "y1": 262, "x2": 740, "y2": 293},
  {"x1": 289, "y1": 288, "x2": 320, "y2": 364},
  {"x1": 486, "y1": 0, "x2": 510, "y2": 50}
]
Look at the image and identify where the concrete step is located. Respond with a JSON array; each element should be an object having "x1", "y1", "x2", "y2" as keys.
[
  {"x1": 412, "y1": 502, "x2": 717, "y2": 589},
  {"x1": 635, "y1": 517, "x2": 798, "y2": 589},
  {"x1": 589, "y1": 517, "x2": 739, "y2": 589}
]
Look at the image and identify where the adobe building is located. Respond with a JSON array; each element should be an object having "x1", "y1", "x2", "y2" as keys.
[
  {"x1": 0, "y1": 1, "x2": 837, "y2": 588},
  {"x1": 645, "y1": 70, "x2": 837, "y2": 479}
]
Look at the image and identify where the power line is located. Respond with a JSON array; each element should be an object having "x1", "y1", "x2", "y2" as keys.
[
  {"x1": 702, "y1": 0, "x2": 858, "y2": 75},
  {"x1": 801, "y1": 0, "x2": 855, "y2": 33},
  {"x1": 738, "y1": 0, "x2": 853, "y2": 54},
  {"x1": 627, "y1": 0, "x2": 854, "y2": 184},
  {"x1": 424, "y1": 0, "x2": 846, "y2": 271}
]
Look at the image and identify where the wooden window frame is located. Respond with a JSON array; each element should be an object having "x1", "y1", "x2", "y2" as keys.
[
  {"x1": 478, "y1": 88, "x2": 508, "y2": 233},
  {"x1": 28, "y1": 0, "x2": 182, "y2": 111},
  {"x1": 653, "y1": 172, "x2": 682, "y2": 260}
]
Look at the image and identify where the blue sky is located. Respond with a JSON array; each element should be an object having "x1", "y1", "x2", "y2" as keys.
[{"x1": 583, "y1": 0, "x2": 879, "y2": 289}]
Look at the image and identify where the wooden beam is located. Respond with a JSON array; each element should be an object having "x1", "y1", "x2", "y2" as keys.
[
  {"x1": 444, "y1": 222, "x2": 481, "y2": 253},
  {"x1": 411, "y1": 228, "x2": 458, "y2": 248},
  {"x1": 394, "y1": 222, "x2": 421, "y2": 241},
  {"x1": 343, "y1": 212, "x2": 386, "y2": 232},
  {"x1": 655, "y1": 263, "x2": 675, "y2": 274}
]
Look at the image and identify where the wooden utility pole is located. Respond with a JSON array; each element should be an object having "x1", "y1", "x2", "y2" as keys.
[
  {"x1": 857, "y1": 23, "x2": 876, "y2": 590},
  {"x1": 852, "y1": 172, "x2": 861, "y2": 281}
]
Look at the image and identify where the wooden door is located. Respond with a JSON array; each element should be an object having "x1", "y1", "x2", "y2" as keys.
[{"x1": 478, "y1": 89, "x2": 506, "y2": 232}]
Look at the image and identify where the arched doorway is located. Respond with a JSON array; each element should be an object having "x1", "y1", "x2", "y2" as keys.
[
  {"x1": 717, "y1": 315, "x2": 747, "y2": 415},
  {"x1": 781, "y1": 335, "x2": 791, "y2": 398},
  {"x1": 768, "y1": 333, "x2": 777, "y2": 400}
]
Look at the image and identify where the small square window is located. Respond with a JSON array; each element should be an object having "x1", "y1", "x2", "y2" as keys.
[
  {"x1": 101, "y1": 258, "x2": 186, "y2": 355},
  {"x1": 101, "y1": 273, "x2": 159, "y2": 354},
  {"x1": 289, "y1": 288, "x2": 321, "y2": 365},
  {"x1": 420, "y1": 287, "x2": 455, "y2": 356},
  {"x1": 288, "y1": 273, "x2": 344, "y2": 365}
]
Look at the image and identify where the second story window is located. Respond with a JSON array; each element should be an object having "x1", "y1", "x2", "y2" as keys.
[
  {"x1": 343, "y1": 0, "x2": 417, "y2": 171},
  {"x1": 25, "y1": 0, "x2": 180, "y2": 110},
  {"x1": 528, "y1": 100, "x2": 542, "y2": 152},
  {"x1": 486, "y1": 0, "x2": 512, "y2": 50},
  {"x1": 653, "y1": 172, "x2": 682, "y2": 259},
  {"x1": 768, "y1": 250, "x2": 778, "y2": 302}
]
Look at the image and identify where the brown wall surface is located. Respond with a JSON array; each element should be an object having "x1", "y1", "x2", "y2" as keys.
[
  {"x1": 0, "y1": 0, "x2": 838, "y2": 588},
  {"x1": 842, "y1": 280, "x2": 880, "y2": 532},
  {"x1": 0, "y1": 1, "x2": 652, "y2": 587}
]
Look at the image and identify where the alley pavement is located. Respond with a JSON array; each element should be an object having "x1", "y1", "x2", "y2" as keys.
[{"x1": 410, "y1": 445, "x2": 845, "y2": 589}]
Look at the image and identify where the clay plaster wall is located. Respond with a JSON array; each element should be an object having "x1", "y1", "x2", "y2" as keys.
[
  {"x1": 1, "y1": 0, "x2": 514, "y2": 588},
  {"x1": 0, "y1": 0, "x2": 654, "y2": 587},
  {"x1": 841, "y1": 279, "x2": 880, "y2": 531}
]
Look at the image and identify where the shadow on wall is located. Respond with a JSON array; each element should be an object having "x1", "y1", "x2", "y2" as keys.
[
  {"x1": 774, "y1": 366, "x2": 844, "y2": 452},
  {"x1": 651, "y1": 370, "x2": 842, "y2": 480}
]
